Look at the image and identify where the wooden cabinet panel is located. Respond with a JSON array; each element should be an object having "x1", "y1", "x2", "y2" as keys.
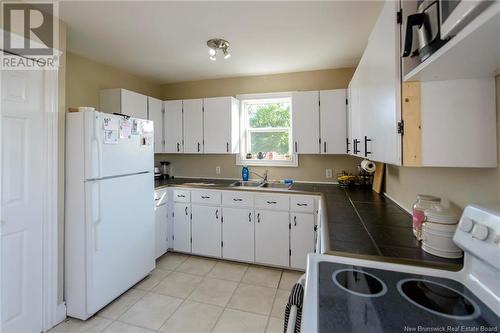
[
  {"x1": 290, "y1": 213, "x2": 315, "y2": 270},
  {"x1": 255, "y1": 210, "x2": 289, "y2": 267},
  {"x1": 164, "y1": 100, "x2": 183, "y2": 153},
  {"x1": 173, "y1": 203, "x2": 191, "y2": 253},
  {"x1": 183, "y1": 99, "x2": 204, "y2": 153},
  {"x1": 148, "y1": 97, "x2": 163, "y2": 153},
  {"x1": 191, "y1": 205, "x2": 221, "y2": 258},
  {"x1": 292, "y1": 91, "x2": 320, "y2": 154},
  {"x1": 203, "y1": 97, "x2": 239, "y2": 153},
  {"x1": 222, "y1": 208, "x2": 254, "y2": 262},
  {"x1": 319, "y1": 89, "x2": 347, "y2": 154}
]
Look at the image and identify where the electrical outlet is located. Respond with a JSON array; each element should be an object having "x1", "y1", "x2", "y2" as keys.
[
  {"x1": 215, "y1": 166, "x2": 221, "y2": 175},
  {"x1": 325, "y1": 169, "x2": 333, "y2": 178}
]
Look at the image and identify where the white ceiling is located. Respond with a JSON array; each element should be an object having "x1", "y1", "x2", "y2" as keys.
[{"x1": 60, "y1": 1, "x2": 383, "y2": 84}]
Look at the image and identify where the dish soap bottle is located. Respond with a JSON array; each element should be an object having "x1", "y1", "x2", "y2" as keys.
[{"x1": 242, "y1": 166, "x2": 249, "y2": 181}]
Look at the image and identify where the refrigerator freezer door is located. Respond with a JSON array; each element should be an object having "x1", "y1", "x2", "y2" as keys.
[
  {"x1": 85, "y1": 111, "x2": 154, "y2": 180},
  {"x1": 85, "y1": 172, "x2": 155, "y2": 315}
]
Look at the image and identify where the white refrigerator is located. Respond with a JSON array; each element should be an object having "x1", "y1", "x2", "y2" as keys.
[{"x1": 65, "y1": 110, "x2": 155, "y2": 320}]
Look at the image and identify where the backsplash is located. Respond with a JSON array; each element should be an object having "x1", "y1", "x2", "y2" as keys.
[{"x1": 154, "y1": 154, "x2": 362, "y2": 183}]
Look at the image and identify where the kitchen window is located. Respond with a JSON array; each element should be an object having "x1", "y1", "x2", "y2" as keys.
[{"x1": 237, "y1": 93, "x2": 297, "y2": 167}]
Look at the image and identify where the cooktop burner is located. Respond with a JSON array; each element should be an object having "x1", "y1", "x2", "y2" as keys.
[
  {"x1": 318, "y1": 262, "x2": 498, "y2": 333},
  {"x1": 332, "y1": 269, "x2": 387, "y2": 297},
  {"x1": 397, "y1": 279, "x2": 480, "y2": 320}
]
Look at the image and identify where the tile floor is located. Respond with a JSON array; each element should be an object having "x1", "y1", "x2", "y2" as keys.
[{"x1": 50, "y1": 252, "x2": 304, "y2": 333}]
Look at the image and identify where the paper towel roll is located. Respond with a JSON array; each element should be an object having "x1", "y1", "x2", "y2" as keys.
[{"x1": 360, "y1": 159, "x2": 376, "y2": 173}]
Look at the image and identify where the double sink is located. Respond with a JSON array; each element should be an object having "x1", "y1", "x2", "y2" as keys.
[{"x1": 230, "y1": 180, "x2": 292, "y2": 190}]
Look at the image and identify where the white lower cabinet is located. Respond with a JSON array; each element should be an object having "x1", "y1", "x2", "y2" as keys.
[
  {"x1": 290, "y1": 213, "x2": 316, "y2": 270},
  {"x1": 191, "y1": 205, "x2": 222, "y2": 257},
  {"x1": 222, "y1": 208, "x2": 254, "y2": 262},
  {"x1": 173, "y1": 203, "x2": 191, "y2": 253},
  {"x1": 255, "y1": 210, "x2": 290, "y2": 267}
]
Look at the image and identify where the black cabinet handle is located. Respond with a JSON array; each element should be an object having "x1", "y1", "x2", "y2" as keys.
[
  {"x1": 226, "y1": 142, "x2": 229, "y2": 152},
  {"x1": 323, "y1": 141, "x2": 327, "y2": 153},
  {"x1": 197, "y1": 142, "x2": 200, "y2": 152},
  {"x1": 297, "y1": 203, "x2": 308, "y2": 207},
  {"x1": 294, "y1": 215, "x2": 297, "y2": 226},
  {"x1": 215, "y1": 209, "x2": 219, "y2": 219},
  {"x1": 185, "y1": 206, "x2": 188, "y2": 215},
  {"x1": 266, "y1": 201, "x2": 277, "y2": 204},
  {"x1": 364, "y1": 136, "x2": 372, "y2": 157},
  {"x1": 233, "y1": 198, "x2": 243, "y2": 202},
  {"x1": 257, "y1": 213, "x2": 260, "y2": 223},
  {"x1": 177, "y1": 194, "x2": 185, "y2": 198},
  {"x1": 353, "y1": 139, "x2": 360, "y2": 154},
  {"x1": 346, "y1": 138, "x2": 350, "y2": 153},
  {"x1": 201, "y1": 196, "x2": 210, "y2": 199},
  {"x1": 294, "y1": 141, "x2": 298, "y2": 153},
  {"x1": 177, "y1": 142, "x2": 180, "y2": 152},
  {"x1": 248, "y1": 212, "x2": 252, "y2": 222}
]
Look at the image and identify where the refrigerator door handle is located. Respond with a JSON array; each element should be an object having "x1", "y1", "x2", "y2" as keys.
[{"x1": 90, "y1": 181, "x2": 102, "y2": 251}]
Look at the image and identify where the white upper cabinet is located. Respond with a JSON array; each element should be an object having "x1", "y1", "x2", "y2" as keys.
[
  {"x1": 164, "y1": 100, "x2": 183, "y2": 153},
  {"x1": 347, "y1": 0, "x2": 401, "y2": 164},
  {"x1": 148, "y1": 97, "x2": 163, "y2": 153},
  {"x1": 183, "y1": 99, "x2": 204, "y2": 153},
  {"x1": 319, "y1": 89, "x2": 347, "y2": 154},
  {"x1": 203, "y1": 97, "x2": 240, "y2": 154},
  {"x1": 100, "y1": 88, "x2": 148, "y2": 120},
  {"x1": 292, "y1": 91, "x2": 320, "y2": 154}
]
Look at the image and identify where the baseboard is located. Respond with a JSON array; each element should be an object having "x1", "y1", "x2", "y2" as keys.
[{"x1": 383, "y1": 192, "x2": 412, "y2": 214}]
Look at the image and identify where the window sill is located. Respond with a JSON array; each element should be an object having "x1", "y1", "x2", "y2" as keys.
[{"x1": 235, "y1": 154, "x2": 299, "y2": 167}]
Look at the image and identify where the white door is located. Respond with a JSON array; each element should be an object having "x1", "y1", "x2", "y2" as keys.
[
  {"x1": 121, "y1": 89, "x2": 148, "y2": 120},
  {"x1": 222, "y1": 208, "x2": 254, "y2": 262},
  {"x1": 290, "y1": 213, "x2": 315, "y2": 270},
  {"x1": 148, "y1": 97, "x2": 164, "y2": 153},
  {"x1": 320, "y1": 90, "x2": 347, "y2": 154},
  {"x1": 164, "y1": 100, "x2": 183, "y2": 153},
  {"x1": 173, "y1": 203, "x2": 191, "y2": 253},
  {"x1": 203, "y1": 97, "x2": 237, "y2": 153},
  {"x1": 191, "y1": 205, "x2": 221, "y2": 257},
  {"x1": 155, "y1": 203, "x2": 168, "y2": 258},
  {"x1": 1, "y1": 69, "x2": 44, "y2": 332},
  {"x1": 183, "y1": 99, "x2": 203, "y2": 153},
  {"x1": 292, "y1": 91, "x2": 320, "y2": 154},
  {"x1": 255, "y1": 210, "x2": 289, "y2": 267}
]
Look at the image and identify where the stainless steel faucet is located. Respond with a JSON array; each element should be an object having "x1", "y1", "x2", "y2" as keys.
[{"x1": 251, "y1": 169, "x2": 269, "y2": 184}]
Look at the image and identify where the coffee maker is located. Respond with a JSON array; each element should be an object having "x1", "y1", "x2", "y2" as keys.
[{"x1": 160, "y1": 161, "x2": 170, "y2": 180}]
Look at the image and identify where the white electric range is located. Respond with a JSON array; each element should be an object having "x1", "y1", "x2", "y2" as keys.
[{"x1": 302, "y1": 204, "x2": 500, "y2": 332}]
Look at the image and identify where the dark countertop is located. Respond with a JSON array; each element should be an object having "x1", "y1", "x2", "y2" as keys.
[{"x1": 155, "y1": 177, "x2": 463, "y2": 270}]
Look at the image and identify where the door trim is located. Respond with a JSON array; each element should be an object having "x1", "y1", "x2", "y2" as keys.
[{"x1": 41, "y1": 69, "x2": 65, "y2": 331}]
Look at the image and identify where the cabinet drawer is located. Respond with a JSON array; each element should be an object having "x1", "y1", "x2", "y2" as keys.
[
  {"x1": 290, "y1": 196, "x2": 315, "y2": 213},
  {"x1": 222, "y1": 191, "x2": 254, "y2": 207},
  {"x1": 255, "y1": 194, "x2": 289, "y2": 211},
  {"x1": 154, "y1": 189, "x2": 168, "y2": 206},
  {"x1": 191, "y1": 190, "x2": 221, "y2": 205},
  {"x1": 173, "y1": 189, "x2": 190, "y2": 202}
]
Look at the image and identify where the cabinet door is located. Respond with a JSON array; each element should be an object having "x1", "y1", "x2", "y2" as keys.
[
  {"x1": 255, "y1": 210, "x2": 289, "y2": 267},
  {"x1": 290, "y1": 213, "x2": 315, "y2": 270},
  {"x1": 348, "y1": 70, "x2": 364, "y2": 157},
  {"x1": 183, "y1": 99, "x2": 204, "y2": 153},
  {"x1": 191, "y1": 205, "x2": 221, "y2": 257},
  {"x1": 222, "y1": 208, "x2": 254, "y2": 262},
  {"x1": 358, "y1": 0, "x2": 401, "y2": 164},
  {"x1": 320, "y1": 90, "x2": 347, "y2": 154},
  {"x1": 164, "y1": 100, "x2": 183, "y2": 153},
  {"x1": 173, "y1": 203, "x2": 191, "y2": 253},
  {"x1": 121, "y1": 89, "x2": 148, "y2": 120},
  {"x1": 155, "y1": 204, "x2": 168, "y2": 258},
  {"x1": 203, "y1": 97, "x2": 238, "y2": 153},
  {"x1": 148, "y1": 97, "x2": 164, "y2": 153},
  {"x1": 292, "y1": 91, "x2": 320, "y2": 154}
]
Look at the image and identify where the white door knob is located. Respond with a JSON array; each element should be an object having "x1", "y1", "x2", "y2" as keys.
[
  {"x1": 459, "y1": 218, "x2": 474, "y2": 233},
  {"x1": 471, "y1": 224, "x2": 489, "y2": 241}
]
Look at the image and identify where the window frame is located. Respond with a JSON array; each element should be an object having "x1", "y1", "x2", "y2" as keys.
[{"x1": 236, "y1": 92, "x2": 298, "y2": 167}]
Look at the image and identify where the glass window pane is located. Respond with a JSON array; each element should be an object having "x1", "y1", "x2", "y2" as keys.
[
  {"x1": 247, "y1": 102, "x2": 290, "y2": 128},
  {"x1": 249, "y1": 131, "x2": 290, "y2": 155}
]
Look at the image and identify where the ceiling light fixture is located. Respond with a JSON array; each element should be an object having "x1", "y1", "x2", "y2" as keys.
[{"x1": 207, "y1": 38, "x2": 231, "y2": 61}]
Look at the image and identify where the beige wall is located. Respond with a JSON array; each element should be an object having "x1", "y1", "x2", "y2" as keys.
[
  {"x1": 66, "y1": 52, "x2": 162, "y2": 108},
  {"x1": 155, "y1": 154, "x2": 362, "y2": 182},
  {"x1": 158, "y1": 68, "x2": 360, "y2": 182},
  {"x1": 161, "y1": 68, "x2": 355, "y2": 100},
  {"x1": 386, "y1": 76, "x2": 500, "y2": 211}
]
